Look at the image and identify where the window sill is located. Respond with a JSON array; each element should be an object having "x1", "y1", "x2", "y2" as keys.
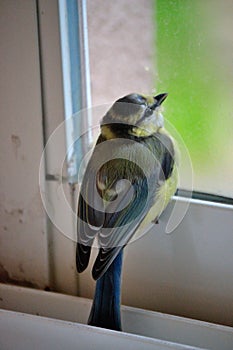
[{"x1": 0, "y1": 283, "x2": 232, "y2": 349}]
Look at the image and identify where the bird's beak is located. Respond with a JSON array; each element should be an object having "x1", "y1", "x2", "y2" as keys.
[
  {"x1": 155, "y1": 93, "x2": 168, "y2": 105},
  {"x1": 151, "y1": 93, "x2": 168, "y2": 110}
]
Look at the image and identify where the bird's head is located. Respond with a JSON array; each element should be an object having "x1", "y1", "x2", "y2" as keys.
[{"x1": 101, "y1": 93, "x2": 168, "y2": 138}]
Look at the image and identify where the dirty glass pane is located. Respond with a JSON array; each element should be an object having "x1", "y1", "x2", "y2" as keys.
[
  {"x1": 156, "y1": 0, "x2": 233, "y2": 198},
  {"x1": 87, "y1": 0, "x2": 233, "y2": 199}
]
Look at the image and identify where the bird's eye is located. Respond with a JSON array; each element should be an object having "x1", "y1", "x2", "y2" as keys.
[
  {"x1": 144, "y1": 107, "x2": 153, "y2": 117},
  {"x1": 133, "y1": 95, "x2": 147, "y2": 106}
]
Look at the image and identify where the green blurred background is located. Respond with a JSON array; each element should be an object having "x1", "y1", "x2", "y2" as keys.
[{"x1": 155, "y1": 0, "x2": 233, "y2": 198}]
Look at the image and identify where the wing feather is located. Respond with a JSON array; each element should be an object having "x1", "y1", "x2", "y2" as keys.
[{"x1": 76, "y1": 131, "x2": 176, "y2": 279}]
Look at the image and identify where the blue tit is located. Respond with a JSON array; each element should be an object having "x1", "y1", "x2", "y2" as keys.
[{"x1": 76, "y1": 92, "x2": 178, "y2": 331}]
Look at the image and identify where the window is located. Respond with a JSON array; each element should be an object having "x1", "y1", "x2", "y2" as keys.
[
  {"x1": 40, "y1": 0, "x2": 233, "y2": 325},
  {"x1": 56, "y1": 1, "x2": 233, "y2": 202},
  {"x1": 85, "y1": 0, "x2": 233, "y2": 200},
  {"x1": 59, "y1": 0, "x2": 92, "y2": 183},
  {"x1": 1, "y1": 0, "x2": 232, "y2": 332}
]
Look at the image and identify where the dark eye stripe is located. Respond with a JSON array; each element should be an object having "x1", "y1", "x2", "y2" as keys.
[{"x1": 135, "y1": 107, "x2": 153, "y2": 125}]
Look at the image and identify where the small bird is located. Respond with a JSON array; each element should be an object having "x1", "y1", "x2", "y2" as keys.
[{"x1": 76, "y1": 93, "x2": 178, "y2": 331}]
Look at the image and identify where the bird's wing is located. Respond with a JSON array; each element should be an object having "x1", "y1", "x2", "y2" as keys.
[
  {"x1": 93, "y1": 133, "x2": 177, "y2": 279},
  {"x1": 77, "y1": 137, "x2": 155, "y2": 278},
  {"x1": 76, "y1": 136, "x2": 106, "y2": 273},
  {"x1": 76, "y1": 162, "x2": 105, "y2": 273},
  {"x1": 92, "y1": 156, "x2": 151, "y2": 279}
]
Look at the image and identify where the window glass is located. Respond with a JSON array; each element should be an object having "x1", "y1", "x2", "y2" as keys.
[
  {"x1": 86, "y1": 0, "x2": 233, "y2": 199},
  {"x1": 86, "y1": 0, "x2": 155, "y2": 120},
  {"x1": 156, "y1": 0, "x2": 233, "y2": 198}
]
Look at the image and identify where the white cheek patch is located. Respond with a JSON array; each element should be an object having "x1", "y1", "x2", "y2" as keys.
[{"x1": 156, "y1": 111, "x2": 164, "y2": 128}]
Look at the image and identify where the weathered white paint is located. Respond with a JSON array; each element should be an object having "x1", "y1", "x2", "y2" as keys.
[
  {"x1": 0, "y1": 1, "x2": 233, "y2": 338},
  {"x1": 0, "y1": 0, "x2": 48, "y2": 288},
  {"x1": 0, "y1": 310, "x2": 203, "y2": 350},
  {"x1": 1, "y1": 284, "x2": 233, "y2": 349},
  {"x1": 0, "y1": 0, "x2": 78, "y2": 294},
  {"x1": 78, "y1": 198, "x2": 233, "y2": 328},
  {"x1": 37, "y1": 0, "x2": 79, "y2": 294}
]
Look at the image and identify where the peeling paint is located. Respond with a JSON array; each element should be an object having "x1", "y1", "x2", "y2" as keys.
[
  {"x1": 0, "y1": 264, "x2": 9, "y2": 282},
  {"x1": 18, "y1": 263, "x2": 24, "y2": 273},
  {"x1": 3, "y1": 207, "x2": 25, "y2": 224},
  {"x1": 0, "y1": 1, "x2": 49, "y2": 292},
  {"x1": 11, "y1": 134, "x2": 21, "y2": 158},
  {"x1": 0, "y1": 263, "x2": 40, "y2": 289},
  {"x1": 4, "y1": 208, "x2": 24, "y2": 216},
  {"x1": 1, "y1": 187, "x2": 45, "y2": 226}
]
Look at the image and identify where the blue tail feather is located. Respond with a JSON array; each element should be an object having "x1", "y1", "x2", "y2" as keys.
[{"x1": 88, "y1": 250, "x2": 123, "y2": 331}]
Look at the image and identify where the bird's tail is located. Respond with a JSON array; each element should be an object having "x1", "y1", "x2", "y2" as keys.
[{"x1": 88, "y1": 250, "x2": 123, "y2": 331}]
